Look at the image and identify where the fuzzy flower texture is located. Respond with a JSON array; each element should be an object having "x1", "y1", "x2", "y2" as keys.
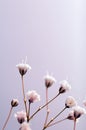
[
  {"x1": 44, "y1": 73, "x2": 56, "y2": 88},
  {"x1": 16, "y1": 58, "x2": 31, "y2": 76},
  {"x1": 19, "y1": 122, "x2": 31, "y2": 130},
  {"x1": 59, "y1": 80, "x2": 71, "y2": 94},
  {"x1": 15, "y1": 111, "x2": 27, "y2": 124},
  {"x1": 26, "y1": 90, "x2": 40, "y2": 103},
  {"x1": 3, "y1": 58, "x2": 86, "y2": 130}
]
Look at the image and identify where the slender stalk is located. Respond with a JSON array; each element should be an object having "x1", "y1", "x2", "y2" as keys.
[
  {"x1": 27, "y1": 101, "x2": 31, "y2": 122},
  {"x1": 2, "y1": 107, "x2": 13, "y2": 130},
  {"x1": 21, "y1": 75, "x2": 27, "y2": 115},
  {"x1": 29, "y1": 93, "x2": 60, "y2": 120},
  {"x1": 43, "y1": 107, "x2": 67, "y2": 130},
  {"x1": 46, "y1": 87, "x2": 48, "y2": 110},
  {"x1": 48, "y1": 117, "x2": 67, "y2": 127},
  {"x1": 73, "y1": 120, "x2": 76, "y2": 130},
  {"x1": 44, "y1": 88, "x2": 49, "y2": 126},
  {"x1": 44, "y1": 111, "x2": 50, "y2": 127}
]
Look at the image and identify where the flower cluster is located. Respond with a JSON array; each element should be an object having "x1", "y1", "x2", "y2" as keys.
[{"x1": 2, "y1": 58, "x2": 86, "y2": 130}]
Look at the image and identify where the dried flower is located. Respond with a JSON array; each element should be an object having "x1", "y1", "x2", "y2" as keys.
[
  {"x1": 67, "y1": 110, "x2": 74, "y2": 120},
  {"x1": 26, "y1": 90, "x2": 40, "y2": 103},
  {"x1": 19, "y1": 122, "x2": 31, "y2": 130},
  {"x1": 44, "y1": 73, "x2": 56, "y2": 88},
  {"x1": 14, "y1": 111, "x2": 27, "y2": 124},
  {"x1": 16, "y1": 58, "x2": 31, "y2": 76},
  {"x1": 11, "y1": 99, "x2": 19, "y2": 107},
  {"x1": 73, "y1": 106, "x2": 86, "y2": 119},
  {"x1": 59, "y1": 80, "x2": 71, "y2": 94},
  {"x1": 65, "y1": 96, "x2": 77, "y2": 108}
]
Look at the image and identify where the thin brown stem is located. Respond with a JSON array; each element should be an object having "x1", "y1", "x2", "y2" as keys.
[
  {"x1": 43, "y1": 107, "x2": 67, "y2": 130},
  {"x1": 48, "y1": 117, "x2": 67, "y2": 127},
  {"x1": 73, "y1": 120, "x2": 76, "y2": 130},
  {"x1": 29, "y1": 93, "x2": 60, "y2": 120},
  {"x1": 44, "y1": 88, "x2": 49, "y2": 126},
  {"x1": 21, "y1": 76, "x2": 27, "y2": 115},
  {"x1": 2, "y1": 107, "x2": 13, "y2": 130},
  {"x1": 46, "y1": 87, "x2": 48, "y2": 110},
  {"x1": 44, "y1": 110, "x2": 50, "y2": 128},
  {"x1": 27, "y1": 102, "x2": 31, "y2": 122}
]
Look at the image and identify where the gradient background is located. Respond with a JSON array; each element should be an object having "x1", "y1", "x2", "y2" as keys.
[{"x1": 0, "y1": 0, "x2": 86, "y2": 130}]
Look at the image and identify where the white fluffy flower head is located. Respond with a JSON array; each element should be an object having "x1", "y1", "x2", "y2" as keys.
[
  {"x1": 44, "y1": 73, "x2": 56, "y2": 88},
  {"x1": 14, "y1": 111, "x2": 27, "y2": 124},
  {"x1": 59, "y1": 80, "x2": 71, "y2": 94},
  {"x1": 73, "y1": 106, "x2": 86, "y2": 119},
  {"x1": 26, "y1": 90, "x2": 40, "y2": 103},
  {"x1": 65, "y1": 96, "x2": 77, "y2": 108},
  {"x1": 19, "y1": 122, "x2": 31, "y2": 130},
  {"x1": 16, "y1": 57, "x2": 31, "y2": 76},
  {"x1": 67, "y1": 110, "x2": 74, "y2": 120}
]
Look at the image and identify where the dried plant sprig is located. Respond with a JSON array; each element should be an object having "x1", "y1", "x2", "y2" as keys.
[
  {"x1": 48, "y1": 117, "x2": 67, "y2": 128},
  {"x1": 43, "y1": 96, "x2": 77, "y2": 130},
  {"x1": 2, "y1": 99, "x2": 19, "y2": 130},
  {"x1": 43, "y1": 73, "x2": 56, "y2": 126},
  {"x1": 16, "y1": 58, "x2": 31, "y2": 117},
  {"x1": 43, "y1": 107, "x2": 67, "y2": 130},
  {"x1": 21, "y1": 75, "x2": 28, "y2": 117},
  {"x1": 29, "y1": 92, "x2": 60, "y2": 120},
  {"x1": 26, "y1": 90, "x2": 40, "y2": 121}
]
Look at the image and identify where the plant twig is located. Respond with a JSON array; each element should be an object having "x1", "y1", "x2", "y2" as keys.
[
  {"x1": 73, "y1": 120, "x2": 76, "y2": 130},
  {"x1": 21, "y1": 76, "x2": 27, "y2": 115},
  {"x1": 48, "y1": 117, "x2": 67, "y2": 127},
  {"x1": 29, "y1": 93, "x2": 60, "y2": 120},
  {"x1": 2, "y1": 107, "x2": 13, "y2": 130},
  {"x1": 43, "y1": 107, "x2": 67, "y2": 130}
]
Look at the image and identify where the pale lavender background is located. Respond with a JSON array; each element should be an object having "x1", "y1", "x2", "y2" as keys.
[{"x1": 0, "y1": 0, "x2": 86, "y2": 130}]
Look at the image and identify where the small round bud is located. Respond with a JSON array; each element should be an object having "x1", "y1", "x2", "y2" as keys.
[{"x1": 11, "y1": 99, "x2": 19, "y2": 107}]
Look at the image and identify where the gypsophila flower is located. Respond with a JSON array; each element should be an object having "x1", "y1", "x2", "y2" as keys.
[
  {"x1": 73, "y1": 106, "x2": 86, "y2": 119},
  {"x1": 11, "y1": 99, "x2": 19, "y2": 107},
  {"x1": 65, "y1": 96, "x2": 77, "y2": 108},
  {"x1": 59, "y1": 80, "x2": 71, "y2": 94},
  {"x1": 67, "y1": 110, "x2": 74, "y2": 120},
  {"x1": 19, "y1": 122, "x2": 31, "y2": 130},
  {"x1": 16, "y1": 58, "x2": 31, "y2": 76},
  {"x1": 14, "y1": 111, "x2": 27, "y2": 124},
  {"x1": 44, "y1": 73, "x2": 56, "y2": 88},
  {"x1": 26, "y1": 90, "x2": 40, "y2": 103}
]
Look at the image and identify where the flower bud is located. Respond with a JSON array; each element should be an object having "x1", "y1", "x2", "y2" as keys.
[{"x1": 11, "y1": 99, "x2": 19, "y2": 107}]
